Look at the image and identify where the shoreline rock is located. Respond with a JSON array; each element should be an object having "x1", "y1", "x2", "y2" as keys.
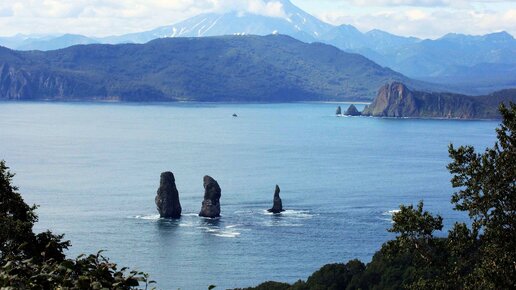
[
  {"x1": 155, "y1": 172, "x2": 182, "y2": 219},
  {"x1": 344, "y1": 104, "x2": 361, "y2": 116}
]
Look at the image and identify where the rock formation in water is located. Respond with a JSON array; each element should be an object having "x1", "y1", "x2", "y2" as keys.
[
  {"x1": 155, "y1": 172, "x2": 182, "y2": 218},
  {"x1": 268, "y1": 185, "x2": 284, "y2": 214},
  {"x1": 336, "y1": 106, "x2": 342, "y2": 115},
  {"x1": 199, "y1": 175, "x2": 221, "y2": 218},
  {"x1": 361, "y1": 82, "x2": 516, "y2": 119},
  {"x1": 361, "y1": 82, "x2": 420, "y2": 117},
  {"x1": 345, "y1": 104, "x2": 361, "y2": 116}
]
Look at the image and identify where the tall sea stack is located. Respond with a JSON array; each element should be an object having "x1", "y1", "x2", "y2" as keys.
[
  {"x1": 268, "y1": 185, "x2": 284, "y2": 214},
  {"x1": 199, "y1": 175, "x2": 221, "y2": 218},
  {"x1": 155, "y1": 172, "x2": 182, "y2": 218}
]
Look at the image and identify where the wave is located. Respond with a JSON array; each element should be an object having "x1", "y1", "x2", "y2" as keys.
[
  {"x1": 132, "y1": 214, "x2": 161, "y2": 220},
  {"x1": 233, "y1": 210, "x2": 254, "y2": 215},
  {"x1": 197, "y1": 225, "x2": 241, "y2": 238},
  {"x1": 182, "y1": 213, "x2": 200, "y2": 217},
  {"x1": 263, "y1": 209, "x2": 314, "y2": 219},
  {"x1": 214, "y1": 232, "x2": 241, "y2": 238},
  {"x1": 383, "y1": 209, "x2": 400, "y2": 216},
  {"x1": 178, "y1": 222, "x2": 196, "y2": 227},
  {"x1": 131, "y1": 209, "x2": 314, "y2": 235},
  {"x1": 262, "y1": 221, "x2": 304, "y2": 227},
  {"x1": 380, "y1": 209, "x2": 400, "y2": 223},
  {"x1": 259, "y1": 209, "x2": 314, "y2": 227}
]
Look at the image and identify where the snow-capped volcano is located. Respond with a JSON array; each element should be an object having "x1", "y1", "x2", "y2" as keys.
[
  {"x1": 103, "y1": 0, "x2": 332, "y2": 44},
  {"x1": 1, "y1": 0, "x2": 513, "y2": 92}
]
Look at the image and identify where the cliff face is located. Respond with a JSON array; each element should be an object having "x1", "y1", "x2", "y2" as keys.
[
  {"x1": 0, "y1": 63, "x2": 110, "y2": 101},
  {"x1": 362, "y1": 82, "x2": 516, "y2": 119},
  {"x1": 0, "y1": 63, "x2": 28, "y2": 100},
  {"x1": 361, "y1": 83, "x2": 419, "y2": 117}
]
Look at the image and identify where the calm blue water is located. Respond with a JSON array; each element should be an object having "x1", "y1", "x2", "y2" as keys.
[{"x1": 0, "y1": 102, "x2": 499, "y2": 289}]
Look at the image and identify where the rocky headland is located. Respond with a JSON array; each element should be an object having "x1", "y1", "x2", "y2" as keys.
[{"x1": 361, "y1": 82, "x2": 516, "y2": 119}]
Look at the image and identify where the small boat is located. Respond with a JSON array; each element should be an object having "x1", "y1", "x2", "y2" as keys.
[{"x1": 232, "y1": 113, "x2": 238, "y2": 117}]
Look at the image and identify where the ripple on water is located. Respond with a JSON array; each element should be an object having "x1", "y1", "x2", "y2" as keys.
[{"x1": 130, "y1": 208, "x2": 315, "y2": 237}]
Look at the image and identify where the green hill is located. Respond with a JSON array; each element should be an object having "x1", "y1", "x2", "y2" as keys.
[{"x1": 0, "y1": 35, "x2": 432, "y2": 102}]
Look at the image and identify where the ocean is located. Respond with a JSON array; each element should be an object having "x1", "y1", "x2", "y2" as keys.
[{"x1": 0, "y1": 102, "x2": 499, "y2": 289}]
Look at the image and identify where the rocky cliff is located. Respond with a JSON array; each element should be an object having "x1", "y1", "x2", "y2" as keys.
[{"x1": 362, "y1": 82, "x2": 516, "y2": 119}]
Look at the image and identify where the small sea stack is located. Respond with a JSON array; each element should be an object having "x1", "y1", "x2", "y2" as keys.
[
  {"x1": 345, "y1": 104, "x2": 361, "y2": 116},
  {"x1": 267, "y1": 185, "x2": 284, "y2": 214},
  {"x1": 199, "y1": 175, "x2": 221, "y2": 218},
  {"x1": 336, "y1": 106, "x2": 342, "y2": 116},
  {"x1": 155, "y1": 172, "x2": 182, "y2": 219}
]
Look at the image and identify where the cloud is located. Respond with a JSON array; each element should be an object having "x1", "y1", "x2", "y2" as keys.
[
  {"x1": 320, "y1": 7, "x2": 516, "y2": 39},
  {"x1": 247, "y1": 0, "x2": 288, "y2": 18},
  {"x1": 209, "y1": 0, "x2": 288, "y2": 17},
  {"x1": 0, "y1": 0, "x2": 514, "y2": 38},
  {"x1": 0, "y1": 8, "x2": 13, "y2": 17},
  {"x1": 332, "y1": 0, "x2": 510, "y2": 8},
  {"x1": 345, "y1": 0, "x2": 454, "y2": 7},
  {"x1": 0, "y1": 0, "x2": 288, "y2": 36}
]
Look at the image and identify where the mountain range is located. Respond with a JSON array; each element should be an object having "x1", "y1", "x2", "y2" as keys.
[
  {"x1": 0, "y1": 35, "x2": 435, "y2": 102},
  {"x1": 0, "y1": 0, "x2": 514, "y2": 94}
]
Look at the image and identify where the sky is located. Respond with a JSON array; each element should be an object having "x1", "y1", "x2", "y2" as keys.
[{"x1": 0, "y1": 0, "x2": 514, "y2": 39}]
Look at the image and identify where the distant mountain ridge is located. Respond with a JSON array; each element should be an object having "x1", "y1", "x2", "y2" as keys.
[
  {"x1": 0, "y1": 0, "x2": 514, "y2": 94},
  {"x1": 362, "y1": 82, "x2": 516, "y2": 119},
  {"x1": 0, "y1": 35, "x2": 434, "y2": 102}
]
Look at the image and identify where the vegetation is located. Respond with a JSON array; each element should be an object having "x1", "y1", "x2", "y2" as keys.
[
  {"x1": 0, "y1": 160, "x2": 154, "y2": 289},
  {"x1": 0, "y1": 35, "x2": 421, "y2": 102},
  {"x1": 238, "y1": 103, "x2": 516, "y2": 289}
]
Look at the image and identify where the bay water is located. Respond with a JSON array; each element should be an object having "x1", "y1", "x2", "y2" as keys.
[{"x1": 0, "y1": 102, "x2": 498, "y2": 289}]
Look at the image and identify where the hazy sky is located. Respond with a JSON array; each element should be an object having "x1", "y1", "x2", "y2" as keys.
[{"x1": 0, "y1": 0, "x2": 514, "y2": 39}]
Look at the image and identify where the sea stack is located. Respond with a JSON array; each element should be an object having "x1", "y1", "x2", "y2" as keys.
[
  {"x1": 268, "y1": 185, "x2": 284, "y2": 214},
  {"x1": 345, "y1": 104, "x2": 361, "y2": 116},
  {"x1": 336, "y1": 106, "x2": 342, "y2": 116},
  {"x1": 155, "y1": 172, "x2": 182, "y2": 218},
  {"x1": 199, "y1": 175, "x2": 221, "y2": 218}
]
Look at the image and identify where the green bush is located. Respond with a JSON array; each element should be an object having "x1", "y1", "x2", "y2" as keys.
[
  {"x1": 0, "y1": 160, "x2": 154, "y2": 289},
  {"x1": 241, "y1": 103, "x2": 516, "y2": 290}
]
